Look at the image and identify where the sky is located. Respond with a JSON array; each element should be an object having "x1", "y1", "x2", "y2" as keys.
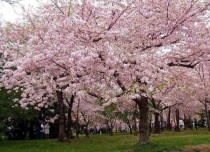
[{"x1": 0, "y1": 0, "x2": 43, "y2": 22}]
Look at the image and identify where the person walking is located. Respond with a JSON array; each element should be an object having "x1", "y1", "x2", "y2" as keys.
[
  {"x1": 179, "y1": 119, "x2": 184, "y2": 131},
  {"x1": 40, "y1": 122, "x2": 45, "y2": 139},
  {"x1": 44, "y1": 123, "x2": 50, "y2": 139}
]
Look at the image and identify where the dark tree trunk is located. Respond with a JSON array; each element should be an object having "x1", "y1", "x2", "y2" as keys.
[
  {"x1": 106, "y1": 121, "x2": 113, "y2": 136},
  {"x1": 149, "y1": 113, "x2": 152, "y2": 133},
  {"x1": 154, "y1": 112, "x2": 161, "y2": 134},
  {"x1": 75, "y1": 119, "x2": 80, "y2": 138},
  {"x1": 188, "y1": 116, "x2": 193, "y2": 129},
  {"x1": 208, "y1": 110, "x2": 210, "y2": 131},
  {"x1": 84, "y1": 124, "x2": 89, "y2": 137},
  {"x1": 128, "y1": 123, "x2": 133, "y2": 134},
  {"x1": 109, "y1": 127, "x2": 113, "y2": 136},
  {"x1": 167, "y1": 107, "x2": 171, "y2": 131},
  {"x1": 184, "y1": 114, "x2": 187, "y2": 130},
  {"x1": 80, "y1": 112, "x2": 89, "y2": 137},
  {"x1": 175, "y1": 109, "x2": 181, "y2": 132},
  {"x1": 134, "y1": 96, "x2": 150, "y2": 145},
  {"x1": 125, "y1": 118, "x2": 133, "y2": 134},
  {"x1": 56, "y1": 90, "x2": 67, "y2": 142},
  {"x1": 76, "y1": 100, "x2": 80, "y2": 138},
  {"x1": 66, "y1": 94, "x2": 75, "y2": 140},
  {"x1": 110, "y1": 123, "x2": 114, "y2": 136},
  {"x1": 66, "y1": 107, "x2": 73, "y2": 140},
  {"x1": 204, "y1": 101, "x2": 210, "y2": 131},
  {"x1": 160, "y1": 114, "x2": 164, "y2": 132}
]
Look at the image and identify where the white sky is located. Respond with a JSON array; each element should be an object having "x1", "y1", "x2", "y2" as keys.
[{"x1": 0, "y1": 0, "x2": 45, "y2": 22}]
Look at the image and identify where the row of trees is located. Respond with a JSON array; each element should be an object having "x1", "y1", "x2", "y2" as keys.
[{"x1": 1, "y1": 0, "x2": 210, "y2": 145}]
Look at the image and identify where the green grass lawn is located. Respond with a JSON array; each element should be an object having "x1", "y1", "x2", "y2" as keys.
[{"x1": 0, "y1": 129, "x2": 210, "y2": 152}]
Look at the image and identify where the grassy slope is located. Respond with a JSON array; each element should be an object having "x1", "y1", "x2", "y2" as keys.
[{"x1": 0, "y1": 129, "x2": 210, "y2": 152}]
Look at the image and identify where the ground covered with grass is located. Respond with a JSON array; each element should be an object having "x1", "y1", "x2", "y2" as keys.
[{"x1": 0, "y1": 129, "x2": 210, "y2": 152}]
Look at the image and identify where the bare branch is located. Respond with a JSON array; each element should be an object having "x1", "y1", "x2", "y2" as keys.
[
  {"x1": 166, "y1": 0, "x2": 170, "y2": 24},
  {"x1": 50, "y1": 0, "x2": 65, "y2": 15},
  {"x1": 1, "y1": 0, "x2": 21, "y2": 4}
]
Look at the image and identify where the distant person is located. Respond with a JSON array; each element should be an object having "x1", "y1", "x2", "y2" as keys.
[
  {"x1": 99, "y1": 126, "x2": 102, "y2": 134},
  {"x1": 40, "y1": 122, "x2": 45, "y2": 139},
  {"x1": 179, "y1": 119, "x2": 184, "y2": 130},
  {"x1": 194, "y1": 118, "x2": 198, "y2": 130},
  {"x1": 44, "y1": 123, "x2": 50, "y2": 139}
]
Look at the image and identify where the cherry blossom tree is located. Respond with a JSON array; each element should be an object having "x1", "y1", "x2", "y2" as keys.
[
  {"x1": 76, "y1": 92, "x2": 102, "y2": 137},
  {"x1": 188, "y1": 62, "x2": 210, "y2": 131},
  {"x1": 1, "y1": 0, "x2": 210, "y2": 145}
]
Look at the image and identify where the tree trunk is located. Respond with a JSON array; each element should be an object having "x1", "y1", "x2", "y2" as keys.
[
  {"x1": 189, "y1": 116, "x2": 193, "y2": 129},
  {"x1": 66, "y1": 107, "x2": 73, "y2": 140},
  {"x1": 128, "y1": 122, "x2": 133, "y2": 134},
  {"x1": 66, "y1": 94, "x2": 75, "y2": 140},
  {"x1": 75, "y1": 118, "x2": 80, "y2": 138},
  {"x1": 167, "y1": 107, "x2": 171, "y2": 131},
  {"x1": 160, "y1": 114, "x2": 164, "y2": 132},
  {"x1": 56, "y1": 90, "x2": 67, "y2": 142},
  {"x1": 208, "y1": 110, "x2": 210, "y2": 131},
  {"x1": 108, "y1": 123, "x2": 114, "y2": 136},
  {"x1": 106, "y1": 121, "x2": 113, "y2": 136},
  {"x1": 135, "y1": 96, "x2": 150, "y2": 145},
  {"x1": 109, "y1": 127, "x2": 113, "y2": 136},
  {"x1": 204, "y1": 101, "x2": 210, "y2": 131},
  {"x1": 175, "y1": 109, "x2": 181, "y2": 132},
  {"x1": 149, "y1": 113, "x2": 152, "y2": 133},
  {"x1": 84, "y1": 124, "x2": 89, "y2": 137},
  {"x1": 154, "y1": 112, "x2": 161, "y2": 134},
  {"x1": 76, "y1": 100, "x2": 80, "y2": 138},
  {"x1": 184, "y1": 114, "x2": 187, "y2": 130}
]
